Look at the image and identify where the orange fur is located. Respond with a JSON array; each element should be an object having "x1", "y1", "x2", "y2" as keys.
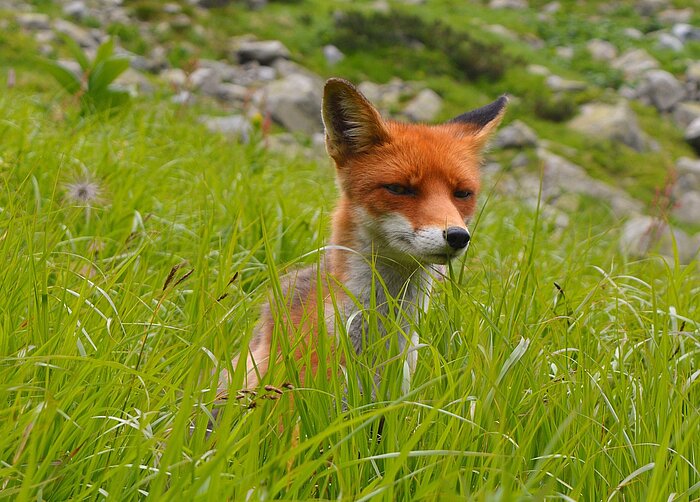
[{"x1": 217, "y1": 78, "x2": 506, "y2": 404}]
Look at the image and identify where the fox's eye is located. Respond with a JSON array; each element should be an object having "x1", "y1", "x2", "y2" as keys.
[
  {"x1": 454, "y1": 190, "x2": 473, "y2": 199},
  {"x1": 384, "y1": 184, "x2": 415, "y2": 196}
]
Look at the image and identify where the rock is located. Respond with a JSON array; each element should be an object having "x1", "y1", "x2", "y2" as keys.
[
  {"x1": 527, "y1": 64, "x2": 551, "y2": 76},
  {"x1": 658, "y1": 8, "x2": 693, "y2": 24},
  {"x1": 634, "y1": 70, "x2": 685, "y2": 112},
  {"x1": 620, "y1": 216, "x2": 696, "y2": 264},
  {"x1": 171, "y1": 14, "x2": 192, "y2": 30},
  {"x1": 546, "y1": 75, "x2": 587, "y2": 92},
  {"x1": 322, "y1": 45, "x2": 345, "y2": 66},
  {"x1": 555, "y1": 47, "x2": 574, "y2": 59},
  {"x1": 635, "y1": 0, "x2": 668, "y2": 16},
  {"x1": 493, "y1": 120, "x2": 538, "y2": 149},
  {"x1": 672, "y1": 102, "x2": 700, "y2": 129},
  {"x1": 543, "y1": 2, "x2": 560, "y2": 14},
  {"x1": 537, "y1": 148, "x2": 643, "y2": 217},
  {"x1": 163, "y1": 3, "x2": 182, "y2": 14},
  {"x1": 672, "y1": 23, "x2": 700, "y2": 42},
  {"x1": 612, "y1": 49, "x2": 659, "y2": 80},
  {"x1": 189, "y1": 67, "x2": 218, "y2": 94},
  {"x1": 685, "y1": 118, "x2": 700, "y2": 153},
  {"x1": 213, "y1": 83, "x2": 249, "y2": 102},
  {"x1": 17, "y1": 12, "x2": 51, "y2": 30},
  {"x1": 568, "y1": 102, "x2": 649, "y2": 152},
  {"x1": 199, "y1": 115, "x2": 252, "y2": 142},
  {"x1": 114, "y1": 68, "x2": 153, "y2": 95},
  {"x1": 656, "y1": 33, "x2": 684, "y2": 52},
  {"x1": 265, "y1": 73, "x2": 323, "y2": 135},
  {"x1": 674, "y1": 158, "x2": 700, "y2": 200},
  {"x1": 235, "y1": 40, "x2": 290, "y2": 65},
  {"x1": 673, "y1": 191, "x2": 700, "y2": 225},
  {"x1": 161, "y1": 68, "x2": 187, "y2": 88},
  {"x1": 623, "y1": 27, "x2": 644, "y2": 40},
  {"x1": 403, "y1": 89, "x2": 443, "y2": 123},
  {"x1": 485, "y1": 24, "x2": 519, "y2": 40},
  {"x1": 357, "y1": 78, "x2": 415, "y2": 114},
  {"x1": 489, "y1": 0, "x2": 527, "y2": 8},
  {"x1": 586, "y1": 39, "x2": 618, "y2": 61},
  {"x1": 52, "y1": 19, "x2": 98, "y2": 49},
  {"x1": 63, "y1": 1, "x2": 89, "y2": 21},
  {"x1": 196, "y1": 0, "x2": 234, "y2": 7},
  {"x1": 511, "y1": 152, "x2": 530, "y2": 169},
  {"x1": 686, "y1": 61, "x2": 700, "y2": 101}
]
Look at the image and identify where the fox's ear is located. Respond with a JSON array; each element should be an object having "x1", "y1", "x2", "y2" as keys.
[
  {"x1": 322, "y1": 78, "x2": 390, "y2": 161},
  {"x1": 448, "y1": 95, "x2": 508, "y2": 146}
]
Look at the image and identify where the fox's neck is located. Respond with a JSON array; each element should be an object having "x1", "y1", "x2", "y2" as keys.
[{"x1": 329, "y1": 198, "x2": 434, "y2": 325}]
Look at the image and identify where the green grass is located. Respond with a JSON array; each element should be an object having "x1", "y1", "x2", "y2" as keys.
[{"x1": 1, "y1": 76, "x2": 699, "y2": 500}]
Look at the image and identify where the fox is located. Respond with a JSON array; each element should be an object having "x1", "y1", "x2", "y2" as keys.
[{"x1": 217, "y1": 78, "x2": 507, "y2": 401}]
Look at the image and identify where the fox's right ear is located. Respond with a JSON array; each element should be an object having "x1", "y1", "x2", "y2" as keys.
[{"x1": 322, "y1": 78, "x2": 390, "y2": 162}]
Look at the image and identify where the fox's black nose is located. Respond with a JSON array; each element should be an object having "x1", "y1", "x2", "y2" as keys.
[{"x1": 444, "y1": 227, "x2": 470, "y2": 250}]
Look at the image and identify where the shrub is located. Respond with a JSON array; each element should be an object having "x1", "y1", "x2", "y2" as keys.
[{"x1": 330, "y1": 10, "x2": 514, "y2": 81}]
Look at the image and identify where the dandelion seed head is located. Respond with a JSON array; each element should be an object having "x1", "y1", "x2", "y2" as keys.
[{"x1": 64, "y1": 177, "x2": 103, "y2": 205}]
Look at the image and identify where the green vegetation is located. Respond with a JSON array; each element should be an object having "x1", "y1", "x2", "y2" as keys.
[{"x1": 1, "y1": 0, "x2": 698, "y2": 500}]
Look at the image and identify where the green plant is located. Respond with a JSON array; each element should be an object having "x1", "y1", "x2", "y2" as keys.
[{"x1": 37, "y1": 36, "x2": 131, "y2": 114}]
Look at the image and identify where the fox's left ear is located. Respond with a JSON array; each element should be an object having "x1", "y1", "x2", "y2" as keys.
[{"x1": 448, "y1": 95, "x2": 508, "y2": 146}]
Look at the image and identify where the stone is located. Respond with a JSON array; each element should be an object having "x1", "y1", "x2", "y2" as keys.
[
  {"x1": 199, "y1": 115, "x2": 252, "y2": 142},
  {"x1": 322, "y1": 45, "x2": 344, "y2": 66},
  {"x1": 623, "y1": 27, "x2": 644, "y2": 40},
  {"x1": 189, "y1": 67, "x2": 218, "y2": 94},
  {"x1": 213, "y1": 83, "x2": 249, "y2": 102},
  {"x1": 161, "y1": 68, "x2": 187, "y2": 88},
  {"x1": 402, "y1": 88, "x2": 443, "y2": 123},
  {"x1": 672, "y1": 102, "x2": 700, "y2": 129},
  {"x1": 489, "y1": 0, "x2": 527, "y2": 8},
  {"x1": 163, "y1": 3, "x2": 182, "y2": 14},
  {"x1": 52, "y1": 19, "x2": 97, "y2": 49},
  {"x1": 493, "y1": 120, "x2": 538, "y2": 149},
  {"x1": 656, "y1": 33, "x2": 684, "y2": 52},
  {"x1": 568, "y1": 102, "x2": 649, "y2": 152},
  {"x1": 672, "y1": 23, "x2": 700, "y2": 42},
  {"x1": 265, "y1": 73, "x2": 323, "y2": 135},
  {"x1": 16, "y1": 13, "x2": 51, "y2": 30},
  {"x1": 635, "y1": 0, "x2": 668, "y2": 16},
  {"x1": 612, "y1": 49, "x2": 659, "y2": 80},
  {"x1": 673, "y1": 191, "x2": 700, "y2": 225},
  {"x1": 114, "y1": 68, "x2": 153, "y2": 95},
  {"x1": 634, "y1": 70, "x2": 685, "y2": 112},
  {"x1": 546, "y1": 75, "x2": 586, "y2": 92},
  {"x1": 537, "y1": 148, "x2": 643, "y2": 217},
  {"x1": 235, "y1": 40, "x2": 290, "y2": 65},
  {"x1": 527, "y1": 64, "x2": 551, "y2": 76},
  {"x1": 620, "y1": 216, "x2": 696, "y2": 264},
  {"x1": 685, "y1": 118, "x2": 700, "y2": 153},
  {"x1": 555, "y1": 47, "x2": 574, "y2": 59},
  {"x1": 586, "y1": 39, "x2": 617, "y2": 61},
  {"x1": 658, "y1": 8, "x2": 693, "y2": 25},
  {"x1": 676, "y1": 157, "x2": 700, "y2": 191},
  {"x1": 63, "y1": 1, "x2": 89, "y2": 21}
]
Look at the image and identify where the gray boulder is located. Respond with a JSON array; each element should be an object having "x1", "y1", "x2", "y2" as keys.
[
  {"x1": 672, "y1": 23, "x2": 700, "y2": 42},
  {"x1": 199, "y1": 115, "x2": 252, "y2": 142},
  {"x1": 586, "y1": 39, "x2": 618, "y2": 61},
  {"x1": 489, "y1": 0, "x2": 528, "y2": 8},
  {"x1": 403, "y1": 89, "x2": 443, "y2": 123},
  {"x1": 537, "y1": 148, "x2": 643, "y2": 217},
  {"x1": 672, "y1": 102, "x2": 700, "y2": 129},
  {"x1": 52, "y1": 19, "x2": 99, "y2": 49},
  {"x1": 546, "y1": 75, "x2": 586, "y2": 92},
  {"x1": 612, "y1": 49, "x2": 659, "y2": 80},
  {"x1": 672, "y1": 191, "x2": 700, "y2": 225},
  {"x1": 235, "y1": 40, "x2": 290, "y2": 65},
  {"x1": 265, "y1": 73, "x2": 323, "y2": 134},
  {"x1": 323, "y1": 45, "x2": 345, "y2": 66},
  {"x1": 16, "y1": 13, "x2": 51, "y2": 30},
  {"x1": 685, "y1": 118, "x2": 700, "y2": 153},
  {"x1": 620, "y1": 216, "x2": 697, "y2": 264},
  {"x1": 656, "y1": 33, "x2": 684, "y2": 52},
  {"x1": 493, "y1": 120, "x2": 538, "y2": 149},
  {"x1": 568, "y1": 102, "x2": 649, "y2": 152},
  {"x1": 675, "y1": 157, "x2": 700, "y2": 192},
  {"x1": 634, "y1": 69, "x2": 685, "y2": 112}
]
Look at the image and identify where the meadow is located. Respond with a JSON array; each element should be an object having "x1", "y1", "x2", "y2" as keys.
[
  {"x1": 2, "y1": 0, "x2": 700, "y2": 498},
  {"x1": 1, "y1": 87, "x2": 698, "y2": 500}
]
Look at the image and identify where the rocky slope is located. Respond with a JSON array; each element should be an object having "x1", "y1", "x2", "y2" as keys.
[{"x1": 3, "y1": 0, "x2": 700, "y2": 262}]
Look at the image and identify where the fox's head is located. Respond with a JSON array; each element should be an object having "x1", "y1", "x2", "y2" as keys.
[{"x1": 322, "y1": 78, "x2": 507, "y2": 266}]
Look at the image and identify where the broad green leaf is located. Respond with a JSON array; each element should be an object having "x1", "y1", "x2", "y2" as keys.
[
  {"x1": 59, "y1": 33, "x2": 90, "y2": 71},
  {"x1": 93, "y1": 38, "x2": 115, "y2": 66},
  {"x1": 88, "y1": 56, "x2": 130, "y2": 94},
  {"x1": 34, "y1": 58, "x2": 82, "y2": 95}
]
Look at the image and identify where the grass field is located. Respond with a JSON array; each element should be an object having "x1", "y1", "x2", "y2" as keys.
[{"x1": 1, "y1": 80, "x2": 699, "y2": 500}]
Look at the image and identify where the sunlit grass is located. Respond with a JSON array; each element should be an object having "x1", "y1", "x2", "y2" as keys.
[{"x1": 1, "y1": 81, "x2": 699, "y2": 501}]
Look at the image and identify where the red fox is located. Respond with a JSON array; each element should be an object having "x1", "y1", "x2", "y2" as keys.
[{"x1": 218, "y1": 78, "x2": 506, "y2": 399}]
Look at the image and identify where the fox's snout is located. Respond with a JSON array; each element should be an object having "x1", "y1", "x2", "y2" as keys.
[{"x1": 444, "y1": 226, "x2": 470, "y2": 250}]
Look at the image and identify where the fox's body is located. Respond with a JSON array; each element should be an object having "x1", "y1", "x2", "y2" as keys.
[{"x1": 219, "y1": 79, "x2": 506, "y2": 395}]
